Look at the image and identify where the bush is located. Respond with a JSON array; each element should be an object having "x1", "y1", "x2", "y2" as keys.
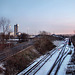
[
  {"x1": 71, "y1": 35, "x2": 75, "y2": 46},
  {"x1": 18, "y1": 33, "x2": 29, "y2": 43},
  {"x1": 34, "y1": 36, "x2": 56, "y2": 54}
]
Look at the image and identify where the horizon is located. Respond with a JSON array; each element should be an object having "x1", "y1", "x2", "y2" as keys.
[{"x1": 0, "y1": 0, "x2": 75, "y2": 34}]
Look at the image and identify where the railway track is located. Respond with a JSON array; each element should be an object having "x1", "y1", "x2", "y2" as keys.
[
  {"x1": 18, "y1": 43, "x2": 65, "y2": 75},
  {"x1": 47, "y1": 43, "x2": 71, "y2": 75}
]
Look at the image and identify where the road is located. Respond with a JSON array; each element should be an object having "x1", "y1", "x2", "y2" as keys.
[{"x1": 18, "y1": 38, "x2": 74, "y2": 75}]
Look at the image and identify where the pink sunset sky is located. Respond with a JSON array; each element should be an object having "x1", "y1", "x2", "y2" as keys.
[{"x1": 0, "y1": 0, "x2": 75, "y2": 34}]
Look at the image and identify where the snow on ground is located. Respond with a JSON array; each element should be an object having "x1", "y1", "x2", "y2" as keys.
[
  {"x1": 57, "y1": 44, "x2": 74, "y2": 75},
  {"x1": 35, "y1": 43, "x2": 64, "y2": 75},
  {"x1": 18, "y1": 40, "x2": 74, "y2": 75},
  {"x1": 57, "y1": 55, "x2": 71, "y2": 75},
  {"x1": 18, "y1": 41, "x2": 64, "y2": 75},
  {"x1": 0, "y1": 63, "x2": 5, "y2": 70},
  {"x1": 18, "y1": 41, "x2": 65, "y2": 75},
  {"x1": 35, "y1": 50, "x2": 60, "y2": 75},
  {"x1": 53, "y1": 40, "x2": 64, "y2": 46},
  {"x1": 18, "y1": 55, "x2": 46, "y2": 75},
  {"x1": 35, "y1": 42, "x2": 74, "y2": 75},
  {"x1": 0, "y1": 63, "x2": 6, "y2": 75}
]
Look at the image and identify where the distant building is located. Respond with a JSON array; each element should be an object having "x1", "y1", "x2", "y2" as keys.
[
  {"x1": 16, "y1": 32, "x2": 21, "y2": 35},
  {"x1": 14, "y1": 24, "x2": 19, "y2": 37},
  {"x1": 10, "y1": 32, "x2": 14, "y2": 36}
]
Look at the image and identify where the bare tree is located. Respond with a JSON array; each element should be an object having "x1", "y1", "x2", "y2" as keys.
[
  {"x1": 0, "y1": 17, "x2": 10, "y2": 45},
  {"x1": 39, "y1": 31, "x2": 48, "y2": 35},
  {"x1": 0, "y1": 17, "x2": 10, "y2": 34}
]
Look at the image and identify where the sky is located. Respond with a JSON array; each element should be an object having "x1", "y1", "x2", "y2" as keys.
[{"x1": 0, "y1": 0, "x2": 75, "y2": 34}]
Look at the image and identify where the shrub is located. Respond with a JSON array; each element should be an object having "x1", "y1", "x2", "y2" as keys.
[
  {"x1": 4, "y1": 46, "x2": 40, "y2": 75},
  {"x1": 34, "y1": 36, "x2": 56, "y2": 54},
  {"x1": 71, "y1": 35, "x2": 75, "y2": 46}
]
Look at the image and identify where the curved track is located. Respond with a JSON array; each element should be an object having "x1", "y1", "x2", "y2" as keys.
[
  {"x1": 18, "y1": 43, "x2": 65, "y2": 75},
  {"x1": 47, "y1": 43, "x2": 72, "y2": 75}
]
